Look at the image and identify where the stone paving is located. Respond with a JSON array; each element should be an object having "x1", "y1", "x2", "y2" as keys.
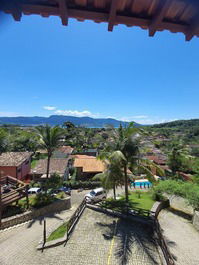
[
  {"x1": 0, "y1": 206, "x2": 163, "y2": 265},
  {"x1": 158, "y1": 209, "x2": 199, "y2": 265}
]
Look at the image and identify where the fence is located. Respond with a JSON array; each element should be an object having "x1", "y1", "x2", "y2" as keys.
[
  {"x1": 154, "y1": 219, "x2": 175, "y2": 265},
  {"x1": 67, "y1": 198, "x2": 87, "y2": 237},
  {"x1": 129, "y1": 207, "x2": 155, "y2": 217}
]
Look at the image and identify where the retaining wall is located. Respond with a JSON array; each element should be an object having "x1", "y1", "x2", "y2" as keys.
[
  {"x1": 193, "y1": 211, "x2": 199, "y2": 232},
  {"x1": 1, "y1": 197, "x2": 71, "y2": 230}
]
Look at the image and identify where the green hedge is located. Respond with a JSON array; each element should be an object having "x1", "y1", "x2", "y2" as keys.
[
  {"x1": 63, "y1": 180, "x2": 101, "y2": 189},
  {"x1": 153, "y1": 180, "x2": 199, "y2": 210}
]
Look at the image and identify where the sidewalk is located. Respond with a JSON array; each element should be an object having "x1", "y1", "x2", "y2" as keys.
[{"x1": 158, "y1": 209, "x2": 199, "y2": 265}]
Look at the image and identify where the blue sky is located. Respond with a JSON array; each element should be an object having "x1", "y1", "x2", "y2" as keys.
[{"x1": 0, "y1": 12, "x2": 198, "y2": 124}]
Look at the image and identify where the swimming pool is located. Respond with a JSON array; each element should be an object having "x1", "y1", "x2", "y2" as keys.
[{"x1": 131, "y1": 180, "x2": 152, "y2": 188}]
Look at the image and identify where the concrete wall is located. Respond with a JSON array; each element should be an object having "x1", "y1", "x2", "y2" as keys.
[
  {"x1": 150, "y1": 200, "x2": 170, "y2": 218},
  {"x1": 193, "y1": 211, "x2": 199, "y2": 232},
  {"x1": 1, "y1": 197, "x2": 71, "y2": 230},
  {"x1": 163, "y1": 194, "x2": 194, "y2": 216}
]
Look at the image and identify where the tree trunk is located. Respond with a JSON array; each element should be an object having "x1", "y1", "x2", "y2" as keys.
[
  {"x1": 124, "y1": 164, "x2": 128, "y2": 203},
  {"x1": 113, "y1": 184, "x2": 116, "y2": 200},
  {"x1": 46, "y1": 154, "x2": 51, "y2": 179}
]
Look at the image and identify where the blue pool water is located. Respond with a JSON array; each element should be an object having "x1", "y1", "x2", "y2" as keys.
[{"x1": 131, "y1": 181, "x2": 152, "y2": 188}]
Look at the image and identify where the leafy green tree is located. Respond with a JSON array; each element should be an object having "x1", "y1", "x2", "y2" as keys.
[
  {"x1": 168, "y1": 143, "x2": 192, "y2": 174},
  {"x1": 0, "y1": 128, "x2": 8, "y2": 153},
  {"x1": 36, "y1": 125, "x2": 63, "y2": 178}
]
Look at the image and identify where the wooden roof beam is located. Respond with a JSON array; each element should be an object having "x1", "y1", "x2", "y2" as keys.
[
  {"x1": 108, "y1": 0, "x2": 119, "y2": 32},
  {"x1": 11, "y1": 0, "x2": 22, "y2": 22},
  {"x1": 186, "y1": 17, "x2": 199, "y2": 41},
  {"x1": 149, "y1": 0, "x2": 172, "y2": 37},
  {"x1": 57, "y1": 0, "x2": 68, "y2": 26}
]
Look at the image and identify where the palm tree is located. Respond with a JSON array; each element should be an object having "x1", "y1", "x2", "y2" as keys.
[
  {"x1": 36, "y1": 125, "x2": 63, "y2": 178},
  {"x1": 101, "y1": 123, "x2": 165, "y2": 202},
  {"x1": 95, "y1": 151, "x2": 126, "y2": 199}
]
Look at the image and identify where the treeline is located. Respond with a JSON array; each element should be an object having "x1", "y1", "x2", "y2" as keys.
[{"x1": 152, "y1": 119, "x2": 199, "y2": 129}]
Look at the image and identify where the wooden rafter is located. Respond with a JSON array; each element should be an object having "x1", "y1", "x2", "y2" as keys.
[
  {"x1": 1, "y1": 0, "x2": 199, "y2": 40},
  {"x1": 149, "y1": 0, "x2": 172, "y2": 37},
  {"x1": 11, "y1": 0, "x2": 22, "y2": 22},
  {"x1": 57, "y1": 0, "x2": 68, "y2": 26},
  {"x1": 186, "y1": 16, "x2": 199, "y2": 41},
  {"x1": 108, "y1": 0, "x2": 119, "y2": 32}
]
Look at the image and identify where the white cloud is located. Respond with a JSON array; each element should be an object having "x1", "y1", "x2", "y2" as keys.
[
  {"x1": 54, "y1": 109, "x2": 99, "y2": 118},
  {"x1": 43, "y1": 106, "x2": 57, "y2": 111},
  {"x1": 119, "y1": 116, "x2": 178, "y2": 125},
  {"x1": 132, "y1": 115, "x2": 148, "y2": 119}
]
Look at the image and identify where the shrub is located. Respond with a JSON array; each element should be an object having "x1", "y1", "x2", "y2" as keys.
[
  {"x1": 56, "y1": 191, "x2": 66, "y2": 199},
  {"x1": 31, "y1": 193, "x2": 54, "y2": 208},
  {"x1": 153, "y1": 180, "x2": 199, "y2": 210},
  {"x1": 63, "y1": 180, "x2": 101, "y2": 189}
]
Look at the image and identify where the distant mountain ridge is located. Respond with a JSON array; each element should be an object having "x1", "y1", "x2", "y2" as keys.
[
  {"x1": 0, "y1": 115, "x2": 141, "y2": 128},
  {"x1": 152, "y1": 119, "x2": 199, "y2": 128}
]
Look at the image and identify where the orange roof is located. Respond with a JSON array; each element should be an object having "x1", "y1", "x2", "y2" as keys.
[
  {"x1": 74, "y1": 155, "x2": 105, "y2": 173},
  {"x1": 58, "y1": 146, "x2": 74, "y2": 154}
]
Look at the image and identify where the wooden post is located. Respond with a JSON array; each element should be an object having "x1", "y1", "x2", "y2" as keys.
[
  {"x1": 25, "y1": 186, "x2": 29, "y2": 209},
  {"x1": 43, "y1": 218, "x2": 46, "y2": 249}
]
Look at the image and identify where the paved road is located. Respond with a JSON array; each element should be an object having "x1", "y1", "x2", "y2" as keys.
[
  {"x1": 0, "y1": 207, "x2": 163, "y2": 265},
  {"x1": 158, "y1": 209, "x2": 199, "y2": 265},
  {"x1": 0, "y1": 188, "x2": 161, "y2": 265}
]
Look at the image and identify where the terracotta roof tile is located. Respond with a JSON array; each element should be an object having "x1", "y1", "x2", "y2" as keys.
[
  {"x1": 0, "y1": 152, "x2": 33, "y2": 167},
  {"x1": 74, "y1": 155, "x2": 105, "y2": 173},
  {"x1": 32, "y1": 158, "x2": 68, "y2": 175}
]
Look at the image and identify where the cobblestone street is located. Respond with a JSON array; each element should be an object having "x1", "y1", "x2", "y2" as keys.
[
  {"x1": 158, "y1": 209, "x2": 199, "y2": 265},
  {"x1": 0, "y1": 205, "x2": 163, "y2": 265}
]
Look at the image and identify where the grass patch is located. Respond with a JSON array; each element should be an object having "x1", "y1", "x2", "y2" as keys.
[
  {"x1": 47, "y1": 222, "x2": 68, "y2": 242},
  {"x1": 31, "y1": 153, "x2": 48, "y2": 169},
  {"x1": 100, "y1": 191, "x2": 155, "y2": 215},
  {"x1": 128, "y1": 191, "x2": 155, "y2": 210},
  {"x1": 31, "y1": 159, "x2": 38, "y2": 169}
]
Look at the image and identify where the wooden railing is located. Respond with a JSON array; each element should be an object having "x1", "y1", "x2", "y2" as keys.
[
  {"x1": 0, "y1": 176, "x2": 29, "y2": 226},
  {"x1": 67, "y1": 198, "x2": 86, "y2": 238},
  {"x1": 129, "y1": 207, "x2": 155, "y2": 217},
  {"x1": 0, "y1": 175, "x2": 27, "y2": 187},
  {"x1": 154, "y1": 219, "x2": 175, "y2": 265}
]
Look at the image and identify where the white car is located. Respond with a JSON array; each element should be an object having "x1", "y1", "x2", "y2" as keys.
[
  {"x1": 28, "y1": 187, "x2": 41, "y2": 194},
  {"x1": 85, "y1": 188, "x2": 106, "y2": 203}
]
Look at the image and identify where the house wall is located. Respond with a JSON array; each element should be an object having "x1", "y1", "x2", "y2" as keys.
[
  {"x1": 0, "y1": 166, "x2": 17, "y2": 178},
  {"x1": 19, "y1": 158, "x2": 31, "y2": 180},
  {"x1": 0, "y1": 158, "x2": 31, "y2": 180}
]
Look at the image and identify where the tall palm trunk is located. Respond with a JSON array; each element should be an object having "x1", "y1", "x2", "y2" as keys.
[
  {"x1": 46, "y1": 154, "x2": 51, "y2": 179},
  {"x1": 124, "y1": 164, "x2": 128, "y2": 203}
]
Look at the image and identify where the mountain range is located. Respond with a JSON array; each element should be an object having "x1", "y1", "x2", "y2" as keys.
[{"x1": 0, "y1": 115, "x2": 141, "y2": 128}]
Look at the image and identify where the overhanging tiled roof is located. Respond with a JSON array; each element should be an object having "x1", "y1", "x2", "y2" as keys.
[
  {"x1": 73, "y1": 155, "x2": 105, "y2": 173},
  {"x1": 0, "y1": 152, "x2": 33, "y2": 167},
  {"x1": 32, "y1": 158, "x2": 69, "y2": 174},
  {"x1": 1, "y1": 0, "x2": 199, "y2": 41}
]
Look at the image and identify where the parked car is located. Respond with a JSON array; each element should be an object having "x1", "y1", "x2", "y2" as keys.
[
  {"x1": 28, "y1": 187, "x2": 41, "y2": 194},
  {"x1": 53, "y1": 187, "x2": 71, "y2": 196},
  {"x1": 85, "y1": 188, "x2": 106, "y2": 204}
]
